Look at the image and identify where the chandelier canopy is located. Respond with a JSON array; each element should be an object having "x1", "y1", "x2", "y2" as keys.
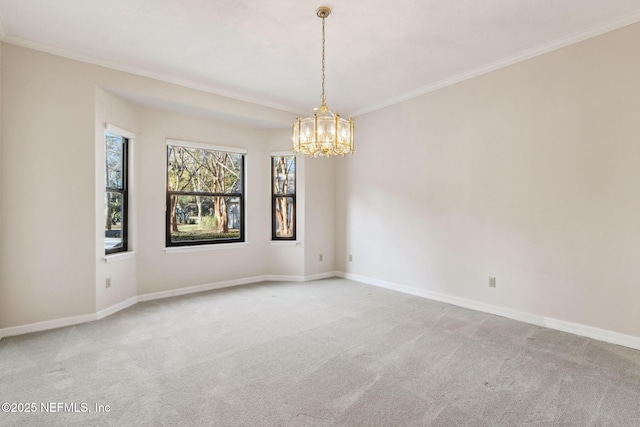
[{"x1": 292, "y1": 6, "x2": 354, "y2": 158}]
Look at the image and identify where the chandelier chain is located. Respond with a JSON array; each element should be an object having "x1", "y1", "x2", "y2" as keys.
[{"x1": 321, "y1": 15, "x2": 326, "y2": 106}]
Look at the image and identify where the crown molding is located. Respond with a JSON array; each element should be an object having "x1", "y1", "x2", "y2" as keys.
[
  {"x1": 2, "y1": 8, "x2": 640, "y2": 118},
  {"x1": 1, "y1": 34, "x2": 300, "y2": 115},
  {"x1": 352, "y1": 10, "x2": 640, "y2": 117}
]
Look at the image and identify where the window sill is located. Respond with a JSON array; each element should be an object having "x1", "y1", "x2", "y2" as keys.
[
  {"x1": 270, "y1": 241, "x2": 300, "y2": 246},
  {"x1": 104, "y1": 251, "x2": 136, "y2": 263},
  {"x1": 164, "y1": 242, "x2": 248, "y2": 254}
]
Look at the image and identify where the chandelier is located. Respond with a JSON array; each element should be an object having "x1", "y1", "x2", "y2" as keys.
[{"x1": 292, "y1": 6, "x2": 354, "y2": 158}]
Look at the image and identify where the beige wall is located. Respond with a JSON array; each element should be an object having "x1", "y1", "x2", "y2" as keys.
[
  {"x1": 1, "y1": 45, "x2": 97, "y2": 327},
  {"x1": 337, "y1": 22, "x2": 640, "y2": 339},
  {"x1": 304, "y1": 158, "x2": 336, "y2": 277},
  {"x1": 0, "y1": 44, "x2": 337, "y2": 330}
]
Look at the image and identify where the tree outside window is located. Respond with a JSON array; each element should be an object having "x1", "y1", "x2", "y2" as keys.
[
  {"x1": 272, "y1": 156, "x2": 296, "y2": 240},
  {"x1": 105, "y1": 131, "x2": 128, "y2": 254},
  {"x1": 166, "y1": 143, "x2": 245, "y2": 246}
]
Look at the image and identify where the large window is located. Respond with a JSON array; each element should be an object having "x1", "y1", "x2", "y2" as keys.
[
  {"x1": 166, "y1": 141, "x2": 245, "y2": 246},
  {"x1": 271, "y1": 155, "x2": 296, "y2": 240},
  {"x1": 105, "y1": 131, "x2": 128, "y2": 254}
]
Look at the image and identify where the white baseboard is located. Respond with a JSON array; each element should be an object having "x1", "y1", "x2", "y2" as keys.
[
  {"x1": 139, "y1": 273, "x2": 340, "y2": 301},
  {"x1": 264, "y1": 274, "x2": 306, "y2": 282},
  {"x1": 96, "y1": 296, "x2": 138, "y2": 320},
  {"x1": 137, "y1": 275, "x2": 269, "y2": 302},
  {"x1": 0, "y1": 272, "x2": 339, "y2": 340},
  {"x1": 0, "y1": 313, "x2": 97, "y2": 341},
  {"x1": 337, "y1": 272, "x2": 640, "y2": 351},
  {"x1": 300, "y1": 271, "x2": 340, "y2": 282},
  {"x1": 4, "y1": 271, "x2": 638, "y2": 350}
]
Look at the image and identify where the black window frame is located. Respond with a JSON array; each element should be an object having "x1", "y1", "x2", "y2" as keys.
[
  {"x1": 166, "y1": 143, "x2": 246, "y2": 247},
  {"x1": 105, "y1": 132, "x2": 128, "y2": 255},
  {"x1": 271, "y1": 155, "x2": 296, "y2": 241}
]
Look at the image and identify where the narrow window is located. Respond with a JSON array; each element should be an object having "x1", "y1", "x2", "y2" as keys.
[
  {"x1": 105, "y1": 131, "x2": 128, "y2": 254},
  {"x1": 272, "y1": 155, "x2": 296, "y2": 240},
  {"x1": 166, "y1": 142, "x2": 245, "y2": 246}
]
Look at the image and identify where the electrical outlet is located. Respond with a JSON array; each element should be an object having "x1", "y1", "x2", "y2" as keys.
[
  {"x1": 319, "y1": 253, "x2": 323, "y2": 261},
  {"x1": 348, "y1": 254, "x2": 353, "y2": 262},
  {"x1": 489, "y1": 277, "x2": 496, "y2": 288},
  {"x1": 105, "y1": 277, "x2": 111, "y2": 289}
]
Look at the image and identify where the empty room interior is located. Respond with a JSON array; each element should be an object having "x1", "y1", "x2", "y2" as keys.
[{"x1": 1, "y1": 1, "x2": 640, "y2": 425}]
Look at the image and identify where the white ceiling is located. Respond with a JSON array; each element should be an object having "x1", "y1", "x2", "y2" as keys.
[{"x1": 2, "y1": 0, "x2": 640, "y2": 118}]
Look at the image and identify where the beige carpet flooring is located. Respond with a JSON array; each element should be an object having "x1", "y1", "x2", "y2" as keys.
[{"x1": 1, "y1": 278, "x2": 640, "y2": 426}]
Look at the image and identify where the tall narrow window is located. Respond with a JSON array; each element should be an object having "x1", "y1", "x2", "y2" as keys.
[
  {"x1": 105, "y1": 131, "x2": 128, "y2": 254},
  {"x1": 166, "y1": 141, "x2": 245, "y2": 246},
  {"x1": 272, "y1": 155, "x2": 296, "y2": 240}
]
